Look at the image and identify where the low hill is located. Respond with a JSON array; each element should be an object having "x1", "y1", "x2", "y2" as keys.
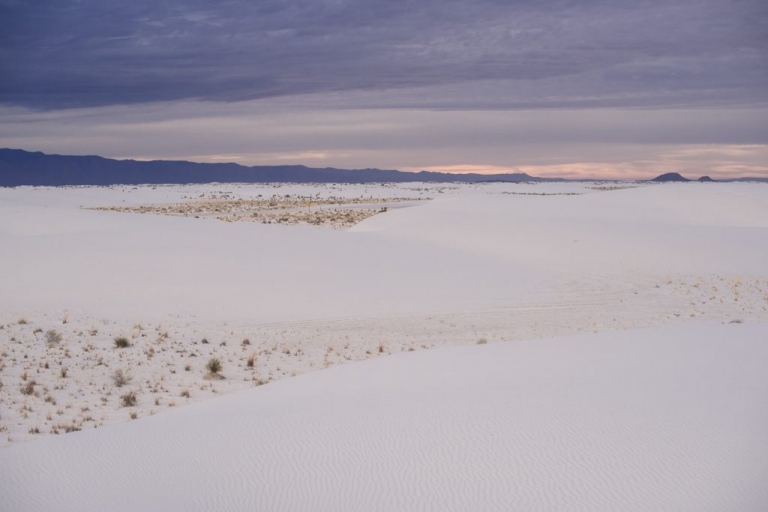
[
  {"x1": 0, "y1": 148, "x2": 543, "y2": 186},
  {"x1": 651, "y1": 172, "x2": 690, "y2": 182}
]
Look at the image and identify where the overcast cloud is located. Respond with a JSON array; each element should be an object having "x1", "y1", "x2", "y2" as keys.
[{"x1": 1, "y1": 0, "x2": 766, "y2": 178}]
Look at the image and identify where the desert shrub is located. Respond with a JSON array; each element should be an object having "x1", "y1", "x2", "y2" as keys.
[
  {"x1": 120, "y1": 391, "x2": 137, "y2": 407},
  {"x1": 112, "y1": 369, "x2": 133, "y2": 388},
  {"x1": 477, "y1": 338, "x2": 488, "y2": 345},
  {"x1": 17, "y1": 317, "x2": 28, "y2": 325},
  {"x1": 20, "y1": 380, "x2": 36, "y2": 396},
  {"x1": 180, "y1": 389, "x2": 190, "y2": 398},
  {"x1": 241, "y1": 338, "x2": 250, "y2": 346},
  {"x1": 60, "y1": 367, "x2": 68, "y2": 378},
  {"x1": 184, "y1": 364, "x2": 191, "y2": 372},
  {"x1": 246, "y1": 354, "x2": 256, "y2": 368},
  {"x1": 52, "y1": 423, "x2": 81, "y2": 434},
  {"x1": 114, "y1": 337, "x2": 130, "y2": 348},
  {"x1": 206, "y1": 358, "x2": 222, "y2": 374},
  {"x1": 45, "y1": 329, "x2": 63, "y2": 345}
]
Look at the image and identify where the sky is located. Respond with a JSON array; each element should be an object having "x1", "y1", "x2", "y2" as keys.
[{"x1": 1, "y1": 0, "x2": 767, "y2": 179}]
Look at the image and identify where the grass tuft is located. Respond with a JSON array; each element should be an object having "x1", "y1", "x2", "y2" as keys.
[{"x1": 120, "y1": 391, "x2": 137, "y2": 407}]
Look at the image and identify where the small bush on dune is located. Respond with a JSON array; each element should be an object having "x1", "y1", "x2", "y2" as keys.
[
  {"x1": 20, "y1": 380, "x2": 36, "y2": 396},
  {"x1": 204, "y1": 358, "x2": 224, "y2": 380},
  {"x1": 477, "y1": 338, "x2": 488, "y2": 345},
  {"x1": 45, "y1": 329, "x2": 62, "y2": 345},
  {"x1": 246, "y1": 354, "x2": 256, "y2": 368},
  {"x1": 112, "y1": 369, "x2": 133, "y2": 388},
  {"x1": 114, "y1": 337, "x2": 130, "y2": 348},
  {"x1": 206, "y1": 358, "x2": 222, "y2": 374},
  {"x1": 120, "y1": 391, "x2": 137, "y2": 407}
]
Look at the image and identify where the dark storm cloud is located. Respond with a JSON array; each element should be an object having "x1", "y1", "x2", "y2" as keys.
[{"x1": 1, "y1": 0, "x2": 766, "y2": 109}]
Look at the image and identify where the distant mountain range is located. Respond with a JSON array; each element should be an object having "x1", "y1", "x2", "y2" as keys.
[
  {"x1": 0, "y1": 148, "x2": 547, "y2": 186},
  {"x1": 2, "y1": 149, "x2": 765, "y2": 186}
]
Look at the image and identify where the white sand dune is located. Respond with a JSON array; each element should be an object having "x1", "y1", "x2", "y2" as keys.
[
  {"x1": 0, "y1": 183, "x2": 544, "y2": 322},
  {"x1": 355, "y1": 183, "x2": 768, "y2": 275},
  {"x1": 1, "y1": 181, "x2": 767, "y2": 510},
  {"x1": 1, "y1": 182, "x2": 766, "y2": 325},
  {"x1": 1, "y1": 321, "x2": 767, "y2": 511}
]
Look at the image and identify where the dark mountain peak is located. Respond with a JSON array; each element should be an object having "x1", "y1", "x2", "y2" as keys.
[
  {"x1": 698, "y1": 176, "x2": 716, "y2": 182},
  {"x1": 651, "y1": 172, "x2": 690, "y2": 182}
]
